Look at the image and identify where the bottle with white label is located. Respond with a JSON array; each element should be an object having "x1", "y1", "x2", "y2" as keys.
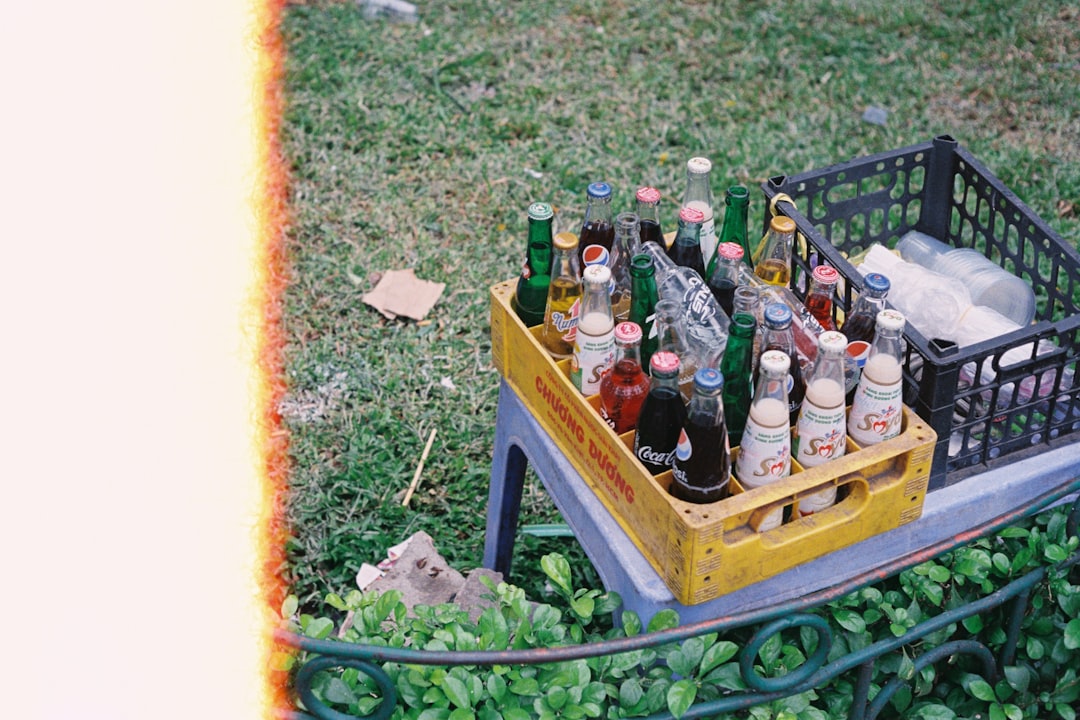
[
  {"x1": 848, "y1": 310, "x2": 906, "y2": 445},
  {"x1": 735, "y1": 350, "x2": 792, "y2": 531},
  {"x1": 571, "y1": 264, "x2": 616, "y2": 395},
  {"x1": 681, "y1": 157, "x2": 717, "y2": 268},
  {"x1": 794, "y1": 331, "x2": 849, "y2": 515}
]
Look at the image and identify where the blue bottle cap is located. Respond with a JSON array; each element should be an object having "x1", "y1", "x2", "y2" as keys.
[
  {"x1": 586, "y1": 181, "x2": 612, "y2": 199},
  {"x1": 763, "y1": 302, "x2": 792, "y2": 329},
  {"x1": 863, "y1": 272, "x2": 890, "y2": 294},
  {"x1": 693, "y1": 367, "x2": 723, "y2": 392}
]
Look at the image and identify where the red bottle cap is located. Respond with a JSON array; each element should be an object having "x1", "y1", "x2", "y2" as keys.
[
  {"x1": 679, "y1": 206, "x2": 705, "y2": 223},
  {"x1": 635, "y1": 186, "x2": 661, "y2": 204},
  {"x1": 716, "y1": 242, "x2": 744, "y2": 260},
  {"x1": 650, "y1": 351, "x2": 681, "y2": 375},
  {"x1": 615, "y1": 322, "x2": 643, "y2": 344},
  {"x1": 812, "y1": 265, "x2": 840, "y2": 285}
]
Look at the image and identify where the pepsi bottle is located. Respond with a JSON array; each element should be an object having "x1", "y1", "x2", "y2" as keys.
[{"x1": 669, "y1": 367, "x2": 731, "y2": 504}]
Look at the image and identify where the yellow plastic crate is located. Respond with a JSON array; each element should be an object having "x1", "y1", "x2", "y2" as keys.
[{"x1": 491, "y1": 279, "x2": 937, "y2": 604}]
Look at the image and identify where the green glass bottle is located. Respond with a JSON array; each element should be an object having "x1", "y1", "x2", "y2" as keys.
[
  {"x1": 720, "y1": 312, "x2": 757, "y2": 447},
  {"x1": 511, "y1": 202, "x2": 555, "y2": 327},
  {"x1": 629, "y1": 253, "x2": 660, "y2": 371},
  {"x1": 706, "y1": 185, "x2": 752, "y2": 275}
]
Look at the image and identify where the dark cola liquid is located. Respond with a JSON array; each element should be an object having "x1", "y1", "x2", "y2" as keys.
[
  {"x1": 670, "y1": 415, "x2": 731, "y2": 503},
  {"x1": 578, "y1": 220, "x2": 615, "y2": 267},
  {"x1": 668, "y1": 239, "x2": 705, "y2": 278},
  {"x1": 639, "y1": 219, "x2": 665, "y2": 248},
  {"x1": 633, "y1": 385, "x2": 687, "y2": 476},
  {"x1": 708, "y1": 278, "x2": 736, "y2": 318},
  {"x1": 841, "y1": 311, "x2": 876, "y2": 344}
]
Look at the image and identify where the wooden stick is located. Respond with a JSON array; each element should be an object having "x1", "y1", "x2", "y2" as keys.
[{"x1": 402, "y1": 428, "x2": 437, "y2": 507}]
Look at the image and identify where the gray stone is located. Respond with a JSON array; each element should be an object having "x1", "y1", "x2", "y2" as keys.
[
  {"x1": 454, "y1": 568, "x2": 504, "y2": 623},
  {"x1": 367, "y1": 531, "x2": 466, "y2": 613}
]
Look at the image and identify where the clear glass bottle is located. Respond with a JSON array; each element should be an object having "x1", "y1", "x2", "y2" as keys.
[
  {"x1": 848, "y1": 310, "x2": 906, "y2": 446},
  {"x1": 753, "y1": 215, "x2": 796, "y2": 287},
  {"x1": 758, "y1": 302, "x2": 806, "y2": 427},
  {"x1": 600, "y1": 321, "x2": 651, "y2": 434},
  {"x1": 634, "y1": 186, "x2": 665, "y2": 249},
  {"x1": 634, "y1": 351, "x2": 688, "y2": 476},
  {"x1": 804, "y1": 265, "x2": 840, "y2": 332},
  {"x1": 735, "y1": 349, "x2": 792, "y2": 531},
  {"x1": 681, "y1": 157, "x2": 717, "y2": 267},
  {"x1": 654, "y1": 297, "x2": 699, "y2": 400},
  {"x1": 841, "y1": 271, "x2": 891, "y2": 400},
  {"x1": 578, "y1": 181, "x2": 616, "y2": 271},
  {"x1": 720, "y1": 312, "x2": 757, "y2": 448},
  {"x1": 668, "y1": 205, "x2": 707, "y2": 279},
  {"x1": 609, "y1": 212, "x2": 640, "y2": 323},
  {"x1": 670, "y1": 367, "x2": 731, "y2": 504},
  {"x1": 629, "y1": 253, "x2": 660, "y2": 371},
  {"x1": 794, "y1": 331, "x2": 849, "y2": 514},
  {"x1": 706, "y1": 242, "x2": 744, "y2": 319},
  {"x1": 572, "y1": 264, "x2": 616, "y2": 395},
  {"x1": 542, "y1": 232, "x2": 582, "y2": 359},
  {"x1": 733, "y1": 285, "x2": 764, "y2": 376},
  {"x1": 511, "y1": 202, "x2": 554, "y2": 327}
]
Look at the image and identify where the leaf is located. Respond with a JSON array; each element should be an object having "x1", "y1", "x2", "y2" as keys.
[
  {"x1": 620, "y1": 678, "x2": 644, "y2": 708},
  {"x1": 666, "y1": 679, "x2": 697, "y2": 719},
  {"x1": 281, "y1": 595, "x2": 299, "y2": 619},
  {"x1": 911, "y1": 703, "x2": 957, "y2": 719},
  {"x1": 541, "y1": 554, "x2": 573, "y2": 595},
  {"x1": 376, "y1": 590, "x2": 404, "y2": 622},
  {"x1": 669, "y1": 637, "x2": 705, "y2": 676},
  {"x1": 962, "y1": 615, "x2": 984, "y2": 634},
  {"x1": 1044, "y1": 544, "x2": 1068, "y2": 563},
  {"x1": 647, "y1": 609, "x2": 681, "y2": 633},
  {"x1": 546, "y1": 686, "x2": 568, "y2": 711},
  {"x1": 700, "y1": 640, "x2": 739, "y2": 675},
  {"x1": 509, "y1": 677, "x2": 540, "y2": 696},
  {"x1": 448, "y1": 709, "x2": 475, "y2": 720},
  {"x1": 486, "y1": 674, "x2": 507, "y2": 703},
  {"x1": 570, "y1": 594, "x2": 595, "y2": 619},
  {"x1": 1056, "y1": 703, "x2": 1077, "y2": 720},
  {"x1": 324, "y1": 593, "x2": 347, "y2": 611},
  {"x1": 921, "y1": 581, "x2": 944, "y2": 607},
  {"x1": 269, "y1": 650, "x2": 295, "y2": 672},
  {"x1": 963, "y1": 676, "x2": 996, "y2": 702},
  {"x1": 991, "y1": 553, "x2": 1011, "y2": 575},
  {"x1": 1064, "y1": 618, "x2": 1080, "y2": 649},
  {"x1": 990, "y1": 704, "x2": 1006, "y2": 720},
  {"x1": 323, "y1": 677, "x2": 358, "y2": 705},
  {"x1": 621, "y1": 611, "x2": 642, "y2": 636},
  {"x1": 1003, "y1": 704, "x2": 1023, "y2": 720},
  {"x1": 417, "y1": 709, "x2": 451, "y2": 720},
  {"x1": 503, "y1": 710, "x2": 531, "y2": 720},
  {"x1": 998, "y1": 526, "x2": 1030, "y2": 539},
  {"x1": 928, "y1": 564, "x2": 952, "y2": 583},
  {"x1": 1004, "y1": 665, "x2": 1030, "y2": 693},
  {"x1": 305, "y1": 617, "x2": 335, "y2": 639},
  {"x1": 702, "y1": 662, "x2": 746, "y2": 691},
  {"x1": 832, "y1": 608, "x2": 866, "y2": 633}
]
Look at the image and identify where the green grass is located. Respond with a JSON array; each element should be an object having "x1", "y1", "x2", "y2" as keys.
[{"x1": 278, "y1": 0, "x2": 1080, "y2": 609}]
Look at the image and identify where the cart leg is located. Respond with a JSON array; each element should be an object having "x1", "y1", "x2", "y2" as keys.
[{"x1": 483, "y1": 391, "x2": 530, "y2": 578}]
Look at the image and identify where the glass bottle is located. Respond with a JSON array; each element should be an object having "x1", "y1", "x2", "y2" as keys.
[
  {"x1": 841, "y1": 272, "x2": 891, "y2": 401},
  {"x1": 629, "y1": 253, "x2": 660, "y2": 371},
  {"x1": 668, "y1": 205, "x2": 707, "y2": 279},
  {"x1": 600, "y1": 321, "x2": 652, "y2": 434},
  {"x1": 720, "y1": 312, "x2": 757, "y2": 448},
  {"x1": 670, "y1": 367, "x2": 732, "y2": 504},
  {"x1": 757, "y1": 303, "x2": 806, "y2": 427},
  {"x1": 706, "y1": 242, "x2": 744, "y2": 319},
  {"x1": 634, "y1": 186, "x2": 665, "y2": 249},
  {"x1": 578, "y1": 181, "x2": 615, "y2": 271},
  {"x1": 753, "y1": 215, "x2": 796, "y2": 287},
  {"x1": 541, "y1": 232, "x2": 582, "y2": 359},
  {"x1": 654, "y1": 298, "x2": 699, "y2": 400},
  {"x1": 511, "y1": 202, "x2": 555, "y2": 328},
  {"x1": 848, "y1": 310, "x2": 906, "y2": 446},
  {"x1": 572, "y1": 264, "x2": 616, "y2": 395},
  {"x1": 681, "y1": 157, "x2": 717, "y2": 267},
  {"x1": 804, "y1": 265, "x2": 840, "y2": 332},
  {"x1": 634, "y1": 351, "x2": 688, "y2": 476},
  {"x1": 735, "y1": 349, "x2": 792, "y2": 531},
  {"x1": 707, "y1": 185, "x2": 751, "y2": 274},
  {"x1": 794, "y1": 331, "x2": 849, "y2": 514},
  {"x1": 733, "y1": 285, "x2": 764, "y2": 376},
  {"x1": 609, "y1": 212, "x2": 640, "y2": 323}
]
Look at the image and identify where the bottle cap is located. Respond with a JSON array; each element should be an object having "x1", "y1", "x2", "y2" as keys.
[
  {"x1": 586, "y1": 181, "x2": 613, "y2": 199},
  {"x1": 687, "y1": 157, "x2": 712, "y2": 174},
  {"x1": 812, "y1": 265, "x2": 840, "y2": 285},
  {"x1": 875, "y1": 309, "x2": 906, "y2": 333},
  {"x1": 583, "y1": 264, "x2": 612, "y2": 286},
  {"x1": 763, "y1": 302, "x2": 793, "y2": 329},
  {"x1": 730, "y1": 312, "x2": 757, "y2": 335},
  {"x1": 630, "y1": 253, "x2": 654, "y2": 274},
  {"x1": 553, "y1": 232, "x2": 579, "y2": 251},
  {"x1": 615, "y1": 322, "x2": 643, "y2": 344},
  {"x1": 769, "y1": 216, "x2": 796, "y2": 234},
  {"x1": 650, "y1": 350, "x2": 681, "y2": 376},
  {"x1": 635, "y1": 186, "x2": 661, "y2": 204},
  {"x1": 528, "y1": 202, "x2": 554, "y2": 221},
  {"x1": 716, "y1": 242, "x2": 744, "y2": 261},
  {"x1": 863, "y1": 272, "x2": 891, "y2": 294},
  {"x1": 693, "y1": 367, "x2": 724, "y2": 392},
  {"x1": 759, "y1": 350, "x2": 791, "y2": 375},
  {"x1": 818, "y1": 330, "x2": 848, "y2": 353},
  {"x1": 679, "y1": 206, "x2": 706, "y2": 224}
]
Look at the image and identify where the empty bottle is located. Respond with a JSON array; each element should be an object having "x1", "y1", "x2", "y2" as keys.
[
  {"x1": 720, "y1": 312, "x2": 757, "y2": 447},
  {"x1": 654, "y1": 297, "x2": 700, "y2": 400},
  {"x1": 542, "y1": 232, "x2": 582, "y2": 358},
  {"x1": 634, "y1": 351, "x2": 689, "y2": 475},
  {"x1": 848, "y1": 310, "x2": 906, "y2": 445},
  {"x1": 600, "y1": 321, "x2": 651, "y2": 433},
  {"x1": 572, "y1": 264, "x2": 616, "y2": 395},
  {"x1": 634, "y1": 186, "x2": 665, "y2": 248},
  {"x1": 629, "y1": 253, "x2": 660, "y2": 370},
  {"x1": 719, "y1": 185, "x2": 753, "y2": 270},
  {"x1": 753, "y1": 216, "x2": 796, "y2": 287},
  {"x1": 512, "y1": 202, "x2": 555, "y2": 328},
  {"x1": 668, "y1": 205, "x2": 707, "y2": 279},
  {"x1": 578, "y1": 181, "x2": 616, "y2": 271},
  {"x1": 670, "y1": 367, "x2": 732, "y2": 504},
  {"x1": 735, "y1": 350, "x2": 793, "y2": 531},
  {"x1": 794, "y1": 331, "x2": 849, "y2": 515},
  {"x1": 706, "y1": 242, "x2": 744, "y2": 318},
  {"x1": 681, "y1": 157, "x2": 717, "y2": 267},
  {"x1": 609, "y1": 212, "x2": 640, "y2": 323}
]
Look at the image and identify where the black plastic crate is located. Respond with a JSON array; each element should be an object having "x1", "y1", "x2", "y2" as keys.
[{"x1": 762, "y1": 135, "x2": 1080, "y2": 489}]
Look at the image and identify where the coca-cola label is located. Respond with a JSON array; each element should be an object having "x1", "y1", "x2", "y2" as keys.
[{"x1": 634, "y1": 444, "x2": 674, "y2": 469}]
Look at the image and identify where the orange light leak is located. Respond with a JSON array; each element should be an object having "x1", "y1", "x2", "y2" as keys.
[{"x1": 252, "y1": 0, "x2": 293, "y2": 715}]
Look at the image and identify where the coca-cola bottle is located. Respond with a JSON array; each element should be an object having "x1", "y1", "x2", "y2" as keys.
[
  {"x1": 756, "y1": 303, "x2": 806, "y2": 426},
  {"x1": 668, "y1": 205, "x2": 707, "y2": 279},
  {"x1": 609, "y1": 212, "x2": 640, "y2": 323},
  {"x1": 542, "y1": 232, "x2": 582, "y2": 359},
  {"x1": 578, "y1": 181, "x2": 615, "y2": 271},
  {"x1": 571, "y1": 264, "x2": 616, "y2": 395},
  {"x1": 849, "y1": 310, "x2": 906, "y2": 446},
  {"x1": 735, "y1": 350, "x2": 792, "y2": 531},
  {"x1": 681, "y1": 157, "x2": 717, "y2": 267},
  {"x1": 629, "y1": 254, "x2": 660, "y2": 370},
  {"x1": 753, "y1": 216, "x2": 796, "y2": 287},
  {"x1": 633, "y1": 351, "x2": 688, "y2": 476},
  {"x1": 804, "y1": 265, "x2": 840, "y2": 332},
  {"x1": 706, "y1": 242, "x2": 744, "y2": 319},
  {"x1": 511, "y1": 202, "x2": 554, "y2": 327},
  {"x1": 670, "y1": 367, "x2": 731, "y2": 504},
  {"x1": 634, "y1": 186, "x2": 665, "y2": 248},
  {"x1": 600, "y1": 321, "x2": 651, "y2": 434},
  {"x1": 794, "y1": 331, "x2": 849, "y2": 515}
]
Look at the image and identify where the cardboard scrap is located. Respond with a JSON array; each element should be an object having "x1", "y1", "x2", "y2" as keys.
[{"x1": 362, "y1": 268, "x2": 445, "y2": 321}]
